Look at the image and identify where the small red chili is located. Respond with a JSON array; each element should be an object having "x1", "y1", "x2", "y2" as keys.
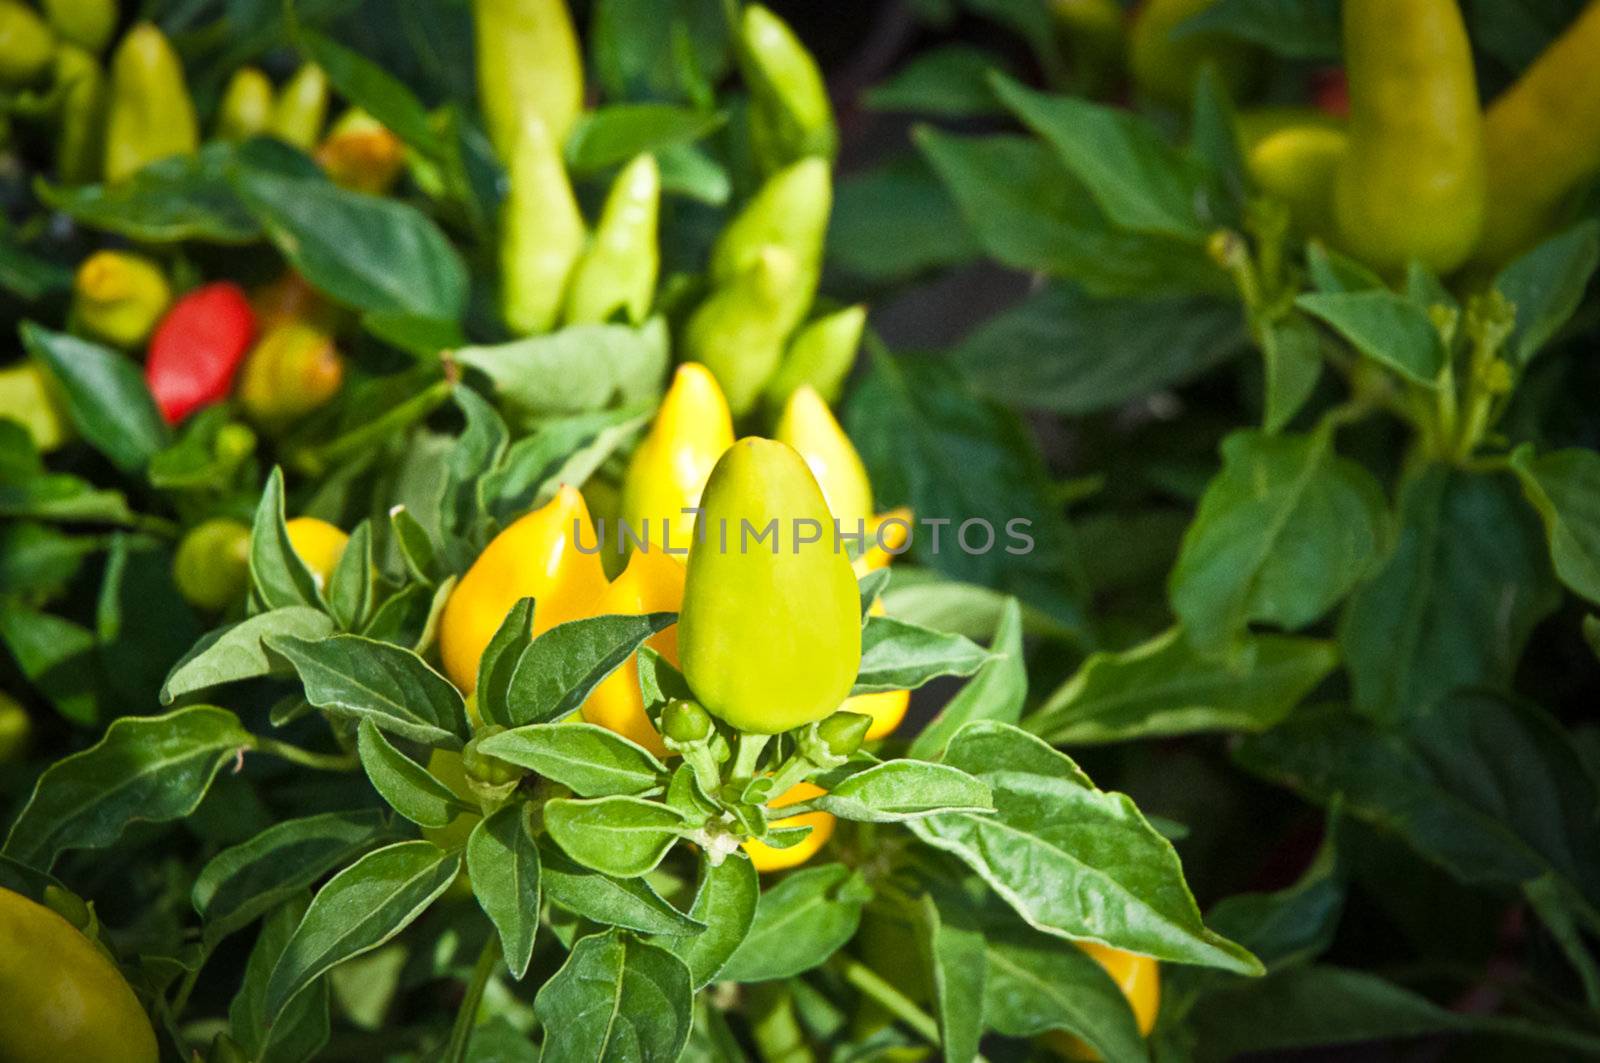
[{"x1": 145, "y1": 282, "x2": 256, "y2": 424}]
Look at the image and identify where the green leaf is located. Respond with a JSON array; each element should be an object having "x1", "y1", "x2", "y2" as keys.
[
  {"x1": 474, "y1": 598, "x2": 535, "y2": 728},
  {"x1": 1201, "y1": 813, "x2": 1345, "y2": 974},
  {"x1": 1176, "y1": 0, "x2": 1341, "y2": 60},
  {"x1": 1236, "y1": 695, "x2": 1600, "y2": 914},
  {"x1": 161, "y1": 608, "x2": 335, "y2": 704},
  {"x1": 327, "y1": 521, "x2": 375, "y2": 632},
  {"x1": 234, "y1": 166, "x2": 468, "y2": 320},
  {"x1": 193, "y1": 810, "x2": 390, "y2": 948},
  {"x1": 1295, "y1": 291, "x2": 1446, "y2": 385},
  {"x1": 866, "y1": 45, "x2": 1008, "y2": 117},
  {"x1": 295, "y1": 30, "x2": 443, "y2": 157},
  {"x1": 1494, "y1": 219, "x2": 1600, "y2": 365},
  {"x1": 852, "y1": 615, "x2": 993, "y2": 694},
  {"x1": 36, "y1": 143, "x2": 260, "y2": 243},
  {"x1": 814, "y1": 760, "x2": 992, "y2": 822},
  {"x1": 950, "y1": 282, "x2": 1243, "y2": 414},
  {"x1": 0, "y1": 602, "x2": 97, "y2": 725},
  {"x1": 720, "y1": 864, "x2": 874, "y2": 982},
  {"x1": 539, "y1": 838, "x2": 706, "y2": 936},
  {"x1": 916, "y1": 128, "x2": 1225, "y2": 297},
  {"x1": 267, "y1": 633, "x2": 468, "y2": 747},
  {"x1": 263, "y1": 841, "x2": 460, "y2": 1022},
  {"x1": 653, "y1": 852, "x2": 759, "y2": 989},
  {"x1": 454, "y1": 319, "x2": 669, "y2": 419},
  {"x1": 477, "y1": 722, "x2": 667, "y2": 798},
  {"x1": 909, "y1": 721, "x2": 1261, "y2": 974},
  {"x1": 917, "y1": 895, "x2": 987, "y2": 1063},
  {"x1": 827, "y1": 153, "x2": 980, "y2": 284},
  {"x1": 911, "y1": 598, "x2": 1027, "y2": 760},
  {"x1": 3, "y1": 706, "x2": 252, "y2": 870},
  {"x1": 533, "y1": 930, "x2": 694, "y2": 1063},
  {"x1": 1029, "y1": 627, "x2": 1337, "y2": 745},
  {"x1": 566, "y1": 104, "x2": 725, "y2": 173},
  {"x1": 990, "y1": 75, "x2": 1225, "y2": 242},
  {"x1": 983, "y1": 922, "x2": 1151, "y2": 1061},
  {"x1": 1339, "y1": 467, "x2": 1558, "y2": 723},
  {"x1": 1524, "y1": 874, "x2": 1600, "y2": 1007},
  {"x1": 356, "y1": 720, "x2": 474, "y2": 827},
  {"x1": 1510, "y1": 445, "x2": 1600, "y2": 603},
  {"x1": 1260, "y1": 313, "x2": 1324, "y2": 433},
  {"x1": 1169, "y1": 428, "x2": 1387, "y2": 649},
  {"x1": 468, "y1": 805, "x2": 542, "y2": 980},
  {"x1": 250, "y1": 467, "x2": 325, "y2": 612},
  {"x1": 231, "y1": 895, "x2": 331, "y2": 1063},
  {"x1": 1305, "y1": 240, "x2": 1385, "y2": 294},
  {"x1": 543, "y1": 796, "x2": 689, "y2": 877},
  {"x1": 505, "y1": 613, "x2": 677, "y2": 726},
  {"x1": 21, "y1": 322, "x2": 169, "y2": 473}
]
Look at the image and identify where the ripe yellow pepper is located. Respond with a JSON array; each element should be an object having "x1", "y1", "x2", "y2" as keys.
[
  {"x1": 285, "y1": 517, "x2": 350, "y2": 591},
  {"x1": 439, "y1": 485, "x2": 609, "y2": 693},
  {"x1": 743, "y1": 781, "x2": 835, "y2": 873},
  {"x1": 71, "y1": 251, "x2": 171, "y2": 349},
  {"x1": 1246, "y1": 125, "x2": 1347, "y2": 239},
  {"x1": 579, "y1": 548, "x2": 686, "y2": 757},
  {"x1": 678, "y1": 439, "x2": 861, "y2": 734},
  {"x1": 0, "y1": 888, "x2": 159, "y2": 1063},
  {"x1": 1476, "y1": 1, "x2": 1600, "y2": 265},
  {"x1": 620, "y1": 363, "x2": 735, "y2": 558},
  {"x1": 1042, "y1": 943, "x2": 1160, "y2": 1059},
  {"x1": 774, "y1": 384, "x2": 874, "y2": 529},
  {"x1": 1332, "y1": 0, "x2": 1486, "y2": 274}
]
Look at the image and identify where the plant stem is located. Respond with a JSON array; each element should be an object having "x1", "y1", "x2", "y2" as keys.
[
  {"x1": 442, "y1": 936, "x2": 500, "y2": 1063},
  {"x1": 832, "y1": 955, "x2": 942, "y2": 1047},
  {"x1": 731, "y1": 732, "x2": 771, "y2": 781},
  {"x1": 253, "y1": 736, "x2": 360, "y2": 772}
]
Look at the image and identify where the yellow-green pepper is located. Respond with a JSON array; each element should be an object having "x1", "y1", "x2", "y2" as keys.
[
  {"x1": 215, "y1": 66, "x2": 273, "y2": 142},
  {"x1": 473, "y1": 0, "x2": 584, "y2": 161},
  {"x1": 267, "y1": 63, "x2": 330, "y2": 151},
  {"x1": 764, "y1": 303, "x2": 866, "y2": 412},
  {"x1": 173, "y1": 517, "x2": 252, "y2": 612},
  {"x1": 499, "y1": 115, "x2": 586, "y2": 335},
  {"x1": 1128, "y1": 0, "x2": 1257, "y2": 108},
  {"x1": 563, "y1": 153, "x2": 660, "y2": 326},
  {"x1": 739, "y1": 5, "x2": 836, "y2": 174},
  {"x1": 71, "y1": 250, "x2": 170, "y2": 349},
  {"x1": 104, "y1": 23, "x2": 198, "y2": 183}
]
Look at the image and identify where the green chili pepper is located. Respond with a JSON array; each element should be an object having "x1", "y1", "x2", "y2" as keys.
[
  {"x1": 563, "y1": 153, "x2": 661, "y2": 326},
  {"x1": 268, "y1": 63, "x2": 330, "y2": 151},
  {"x1": 53, "y1": 43, "x2": 106, "y2": 185},
  {"x1": 684, "y1": 246, "x2": 797, "y2": 416},
  {"x1": 104, "y1": 23, "x2": 197, "y2": 183},
  {"x1": 500, "y1": 115, "x2": 587, "y2": 335},
  {"x1": 473, "y1": 0, "x2": 584, "y2": 162},
  {"x1": 764, "y1": 303, "x2": 865, "y2": 411},
  {"x1": 215, "y1": 66, "x2": 273, "y2": 141},
  {"x1": 710, "y1": 156, "x2": 831, "y2": 338},
  {"x1": 739, "y1": 4, "x2": 836, "y2": 174}
]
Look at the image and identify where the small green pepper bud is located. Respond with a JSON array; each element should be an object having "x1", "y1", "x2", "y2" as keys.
[
  {"x1": 41, "y1": 885, "x2": 93, "y2": 932},
  {"x1": 173, "y1": 518, "x2": 252, "y2": 612},
  {"x1": 662, "y1": 698, "x2": 714, "y2": 745},
  {"x1": 813, "y1": 711, "x2": 871, "y2": 759},
  {"x1": 462, "y1": 727, "x2": 523, "y2": 787}
]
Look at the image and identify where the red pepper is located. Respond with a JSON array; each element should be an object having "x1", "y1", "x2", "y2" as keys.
[{"x1": 145, "y1": 282, "x2": 256, "y2": 424}]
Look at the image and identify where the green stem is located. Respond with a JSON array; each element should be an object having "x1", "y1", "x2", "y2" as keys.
[
  {"x1": 442, "y1": 936, "x2": 500, "y2": 1063},
  {"x1": 253, "y1": 736, "x2": 360, "y2": 772},
  {"x1": 832, "y1": 955, "x2": 942, "y2": 1047},
  {"x1": 730, "y1": 732, "x2": 771, "y2": 781}
]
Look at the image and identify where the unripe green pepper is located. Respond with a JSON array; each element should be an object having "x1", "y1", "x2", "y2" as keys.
[
  {"x1": 237, "y1": 320, "x2": 344, "y2": 424},
  {"x1": 0, "y1": 691, "x2": 29, "y2": 762},
  {"x1": 774, "y1": 384, "x2": 874, "y2": 529},
  {"x1": 1247, "y1": 124, "x2": 1347, "y2": 239},
  {"x1": 104, "y1": 23, "x2": 198, "y2": 183},
  {"x1": 268, "y1": 63, "x2": 329, "y2": 151},
  {"x1": 71, "y1": 250, "x2": 171, "y2": 348},
  {"x1": 1129, "y1": 0, "x2": 1257, "y2": 108},
  {"x1": 764, "y1": 303, "x2": 865, "y2": 411},
  {"x1": 0, "y1": 362, "x2": 70, "y2": 452},
  {"x1": 53, "y1": 43, "x2": 107, "y2": 186},
  {"x1": 710, "y1": 156, "x2": 831, "y2": 338},
  {"x1": 1476, "y1": 2, "x2": 1600, "y2": 265},
  {"x1": 679, "y1": 438, "x2": 862, "y2": 735},
  {"x1": 0, "y1": 0, "x2": 54, "y2": 89},
  {"x1": 462, "y1": 727, "x2": 523, "y2": 787},
  {"x1": 662, "y1": 698, "x2": 714, "y2": 745},
  {"x1": 500, "y1": 115, "x2": 586, "y2": 335},
  {"x1": 1332, "y1": 0, "x2": 1485, "y2": 275},
  {"x1": 215, "y1": 66, "x2": 273, "y2": 141},
  {"x1": 0, "y1": 887, "x2": 159, "y2": 1063},
  {"x1": 812, "y1": 710, "x2": 870, "y2": 759},
  {"x1": 473, "y1": 0, "x2": 584, "y2": 162},
  {"x1": 42, "y1": 0, "x2": 115, "y2": 54},
  {"x1": 684, "y1": 246, "x2": 797, "y2": 416},
  {"x1": 739, "y1": 5, "x2": 836, "y2": 174},
  {"x1": 563, "y1": 154, "x2": 660, "y2": 326},
  {"x1": 173, "y1": 517, "x2": 252, "y2": 612}
]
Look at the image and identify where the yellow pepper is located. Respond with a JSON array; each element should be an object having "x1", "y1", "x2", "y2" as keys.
[
  {"x1": 104, "y1": 23, "x2": 198, "y2": 183},
  {"x1": 71, "y1": 251, "x2": 171, "y2": 349},
  {"x1": 1246, "y1": 125, "x2": 1347, "y2": 239},
  {"x1": 0, "y1": 0, "x2": 54, "y2": 89},
  {"x1": 620, "y1": 363, "x2": 735, "y2": 559},
  {"x1": 678, "y1": 438, "x2": 861, "y2": 734},
  {"x1": 285, "y1": 517, "x2": 350, "y2": 591},
  {"x1": 439, "y1": 485, "x2": 609, "y2": 693},
  {"x1": 0, "y1": 888, "x2": 159, "y2": 1063},
  {"x1": 773, "y1": 384, "x2": 874, "y2": 530},
  {"x1": 215, "y1": 66, "x2": 273, "y2": 141},
  {"x1": 1042, "y1": 943, "x2": 1160, "y2": 1059},
  {"x1": 743, "y1": 781, "x2": 835, "y2": 873},
  {"x1": 579, "y1": 549, "x2": 687, "y2": 757},
  {"x1": 0, "y1": 362, "x2": 70, "y2": 452}
]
